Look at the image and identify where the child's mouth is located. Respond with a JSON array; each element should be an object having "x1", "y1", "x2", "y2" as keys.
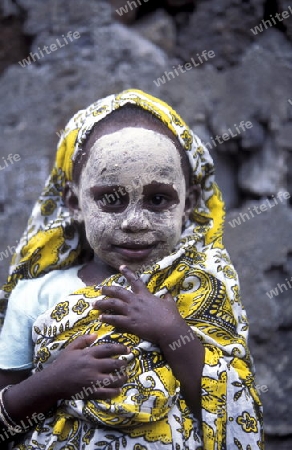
[{"x1": 113, "y1": 243, "x2": 156, "y2": 260}]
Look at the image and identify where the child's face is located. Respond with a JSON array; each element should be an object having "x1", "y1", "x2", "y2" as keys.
[{"x1": 74, "y1": 127, "x2": 189, "y2": 272}]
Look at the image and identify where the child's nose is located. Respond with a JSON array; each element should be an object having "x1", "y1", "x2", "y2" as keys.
[{"x1": 120, "y1": 206, "x2": 151, "y2": 232}]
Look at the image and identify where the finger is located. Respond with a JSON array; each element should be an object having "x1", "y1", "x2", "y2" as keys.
[
  {"x1": 93, "y1": 298, "x2": 127, "y2": 315},
  {"x1": 97, "y1": 358, "x2": 128, "y2": 374},
  {"x1": 67, "y1": 334, "x2": 97, "y2": 350},
  {"x1": 120, "y1": 265, "x2": 146, "y2": 294},
  {"x1": 99, "y1": 314, "x2": 131, "y2": 331},
  {"x1": 89, "y1": 343, "x2": 130, "y2": 358},
  {"x1": 91, "y1": 388, "x2": 123, "y2": 400},
  {"x1": 97, "y1": 374, "x2": 128, "y2": 389},
  {"x1": 101, "y1": 285, "x2": 132, "y2": 302}
]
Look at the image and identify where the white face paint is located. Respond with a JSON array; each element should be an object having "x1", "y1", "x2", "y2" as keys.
[{"x1": 76, "y1": 127, "x2": 187, "y2": 272}]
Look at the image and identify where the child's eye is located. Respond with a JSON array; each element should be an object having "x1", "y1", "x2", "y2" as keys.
[
  {"x1": 151, "y1": 195, "x2": 167, "y2": 205},
  {"x1": 108, "y1": 197, "x2": 123, "y2": 206},
  {"x1": 145, "y1": 194, "x2": 172, "y2": 210},
  {"x1": 94, "y1": 195, "x2": 126, "y2": 211}
]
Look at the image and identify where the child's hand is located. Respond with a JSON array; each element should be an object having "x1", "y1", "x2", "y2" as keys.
[
  {"x1": 93, "y1": 265, "x2": 185, "y2": 346},
  {"x1": 48, "y1": 335, "x2": 129, "y2": 400}
]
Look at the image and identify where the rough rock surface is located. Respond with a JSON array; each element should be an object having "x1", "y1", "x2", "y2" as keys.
[
  {"x1": 177, "y1": 0, "x2": 265, "y2": 68},
  {"x1": 0, "y1": 0, "x2": 291, "y2": 447},
  {"x1": 279, "y1": 0, "x2": 292, "y2": 41},
  {"x1": 133, "y1": 9, "x2": 177, "y2": 54},
  {"x1": 225, "y1": 204, "x2": 292, "y2": 437}
]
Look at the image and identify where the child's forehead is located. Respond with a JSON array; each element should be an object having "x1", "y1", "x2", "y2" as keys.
[
  {"x1": 74, "y1": 117, "x2": 192, "y2": 188},
  {"x1": 80, "y1": 128, "x2": 184, "y2": 186},
  {"x1": 83, "y1": 112, "x2": 182, "y2": 154},
  {"x1": 88, "y1": 127, "x2": 181, "y2": 165}
]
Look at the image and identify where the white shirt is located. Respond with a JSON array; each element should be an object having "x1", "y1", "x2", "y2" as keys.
[{"x1": 0, "y1": 266, "x2": 85, "y2": 370}]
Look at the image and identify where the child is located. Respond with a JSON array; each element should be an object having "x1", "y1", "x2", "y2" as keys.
[{"x1": 0, "y1": 89, "x2": 263, "y2": 449}]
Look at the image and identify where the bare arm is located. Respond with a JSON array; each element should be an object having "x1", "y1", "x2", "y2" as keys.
[
  {"x1": 156, "y1": 321, "x2": 204, "y2": 419},
  {"x1": 0, "y1": 335, "x2": 129, "y2": 425},
  {"x1": 0, "y1": 366, "x2": 65, "y2": 422}
]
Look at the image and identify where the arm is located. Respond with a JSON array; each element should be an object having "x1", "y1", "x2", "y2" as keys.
[
  {"x1": 0, "y1": 276, "x2": 129, "y2": 426},
  {"x1": 156, "y1": 320, "x2": 204, "y2": 419},
  {"x1": 0, "y1": 336, "x2": 129, "y2": 425},
  {"x1": 95, "y1": 265, "x2": 205, "y2": 418},
  {"x1": 0, "y1": 367, "x2": 62, "y2": 424}
]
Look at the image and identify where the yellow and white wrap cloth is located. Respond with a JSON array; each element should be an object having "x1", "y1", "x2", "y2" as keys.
[{"x1": 0, "y1": 89, "x2": 263, "y2": 449}]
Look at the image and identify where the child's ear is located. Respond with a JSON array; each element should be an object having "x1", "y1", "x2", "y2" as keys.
[
  {"x1": 63, "y1": 182, "x2": 83, "y2": 222},
  {"x1": 183, "y1": 184, "x2": 201, "y2": 223}
]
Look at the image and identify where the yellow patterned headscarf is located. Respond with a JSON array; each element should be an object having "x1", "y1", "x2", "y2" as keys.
[
  {"x1": 0, "y1": 89, "x2": 263, "y2": 449},
  {"x1": 0, "y1": 89, "x2": 222, "y2": 304}
]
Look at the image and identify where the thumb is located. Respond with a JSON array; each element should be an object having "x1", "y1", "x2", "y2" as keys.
[{"x1": 67, "y1": 334, "x2": 97, "y2": 350}]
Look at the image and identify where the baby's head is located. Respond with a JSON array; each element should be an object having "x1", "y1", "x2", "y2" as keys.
[{"x1": 65, "y1": 105, "x2": 199, "y2": 272}]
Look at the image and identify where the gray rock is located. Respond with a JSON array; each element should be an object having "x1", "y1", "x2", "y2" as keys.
[
  {"x1": 278, "y1": 0, "x2": 292, "y2": 42},
  {"x1": 0, "y1": 0, "x2": 20, "y2": 16},
  {"x1": 18, "y1": 0, "x2": 113, "y2": 35},
  {"x1": 133, "y1": 9, "x2": 177, "y2": 54},
  {"x1": 0, "y1": 205, "x2": 31, "y2": 284},
  {"x1": 241, "y1": 121, "x2": 265, "y2": 151},
  {"x1": 288, "y1": 153, "x2": 292, "y2": 199},
  {"x1": 238, "y1": 138, "x2": 288, "y2": 196},
  {"x1": 276, "y1": 122, "x2": 292, "y2": 150},
  {"x1": 166, "y1": 0, "x2": 195, "y2": 6},
  {"x1": 191, "y1": 121, "x2": 240, "y2": 210},
  {"x1": 177, "y1": 0, "x2": 264, "y2": 68},
  {"x1": 157, "y1": 63, "x2": 221, "y2": 130},
  {"x1": 257, "y1": 27, "x2": 292, "y2": 66},
  {"x1": 110, "y1": 0, "x2": 140, "y2": 24},
  {"x1": 225, "y1": 204, "x2": 292, "y2": 436},
  {"x1": 209, "y1": 31, "x2": 292, "y2": 145},
  {"x1": 254, "y1": 332, "x2": 292, "y2": 436},
  {"x1": 209, "y1": 150, "x2": 239, "y2": 210},
  {"x1": 225, "y1": 203, "x2": 288, "y2": 339}
]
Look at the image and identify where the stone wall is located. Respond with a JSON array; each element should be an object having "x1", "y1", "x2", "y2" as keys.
[{"x1": 0, "y1": 0, "x2": 291, "y2": 447}]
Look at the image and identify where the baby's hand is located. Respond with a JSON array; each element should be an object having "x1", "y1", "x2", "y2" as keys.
[
  {"x1": 93, "y1": 265, "x2": 184, "y2": 346},
  {"x1": 48, "y1": 336, "x2": 129, "y2": 400}
]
